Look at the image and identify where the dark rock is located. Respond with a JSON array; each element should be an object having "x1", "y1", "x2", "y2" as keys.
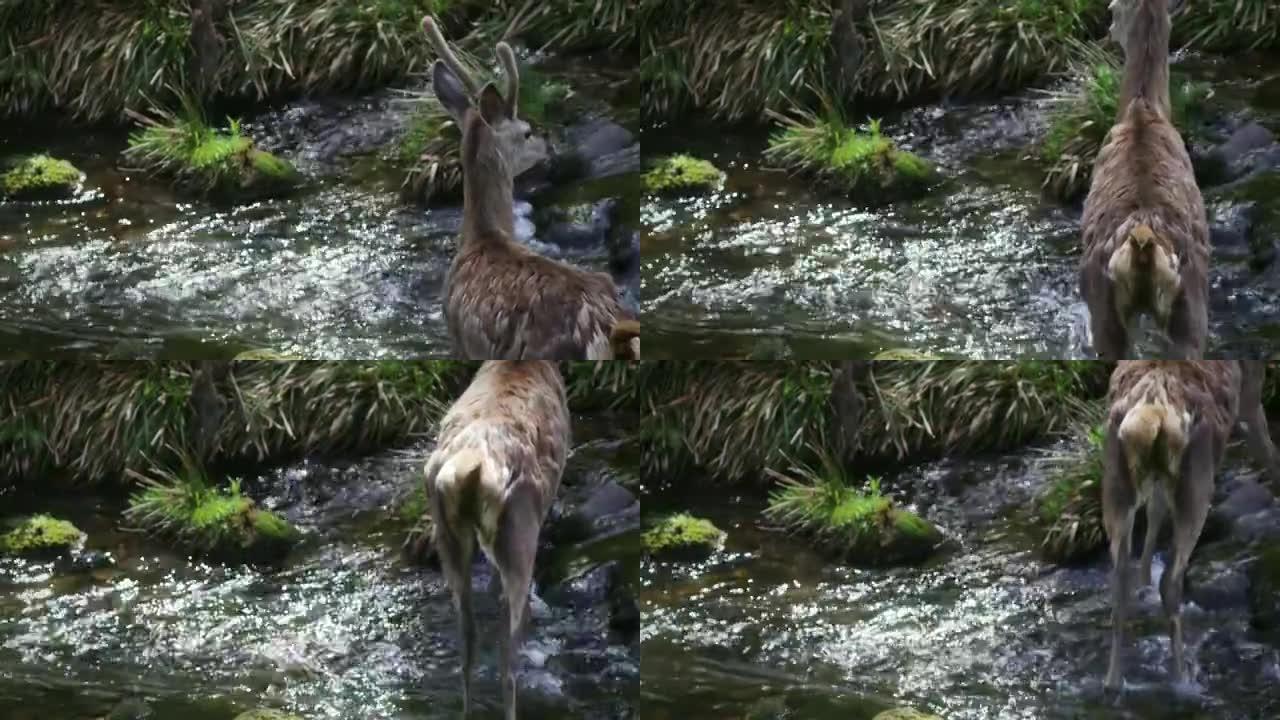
[
  {"x1": 57, "y1": 549, "x2": 116, "y2": 573},
  {"x1": 541, "y1": 198, "x2": 617, "y2": 252},
  {"x1": 107, "y1": 698, "x2": 152, "y2": 720},
  {"x1": 1248, "y1": 544, "x2": 1280, "y2": 634},
  {"x1": 606, "y1": 561, "x2": 639, "y2": 641},
  {"x1": 549, "y1": 481, "x2": 637, "y2": 545},
  {"x1": 544, "y1": 562, "x2": 613, "y2": 609},
  {"x1": 1209, "y1": 201, "x2": 1257, "y2": 256},
  {"x1": 1233, "y1": 507, "x2": 1280, "y2": 544},
  {"x1": 1187, "y1": 560, "x2": 1250, "y2": 610},
  {"x1": 1202, "y1": 123, "x2": 1278, "y2": 186}
]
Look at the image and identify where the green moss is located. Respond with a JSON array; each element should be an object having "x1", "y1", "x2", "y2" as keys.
[
  {"x1": 125, "y1": 110, "x2": 299, "y2": 200},
  {"x1": 642, "y1": 513, "x2": 725, "y2": 561},
  {"x1": 642, "y1": 155, "x2": 725, "y2": 196},
  {"x1": 232, "y1": 710, "x2": 304, "y2": 720},
  {"x1": 1248, "y1": 544, "x2": 1280, "y2": 634},
  {"x1": 0, "y1": 514, "x2": 85, "y2": 557},
  {"x1": 126, "y1": 458, "x2": 300, "y2": 562},
  {"x1": 1041, "y1": 49, "x2": 1213, "y2": 201},
  {"x1": 766, "y1": 112, "x2": 934, "y2": 204},
  {"x1": 1, "y1": 154, "x2": 82, "y2": 200},
  {"x1": 765, "y1": 448, "x2": 942, "y2": 566},
  {"x1": 874, "y1": 709, "x2": 943, "y2": 720}
]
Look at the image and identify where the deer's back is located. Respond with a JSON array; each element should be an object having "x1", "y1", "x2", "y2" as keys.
[
  {"x1": 1109, "y1": 361, "x2": 1240, "y2": 448},
  {"x1": 431, "y1": 361, "x2": 570, "y2": 515},
  {"x1": 445, "y1": 241, "x2": 628, "y2": 359},
  {"x1": 1082, "y1": 112, "x2": 1208, "y2": 269}
]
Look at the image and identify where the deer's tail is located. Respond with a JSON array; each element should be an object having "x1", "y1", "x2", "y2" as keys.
[
  {"x1": 434, "y1": 448, "x2": 486, "y2": 521},
  {"x1": 1118, "y1": 399, "x2": 1189, "y2": 477},
  {"x1": 609, "y1": 318, "x2": 641, "y2": 359}
]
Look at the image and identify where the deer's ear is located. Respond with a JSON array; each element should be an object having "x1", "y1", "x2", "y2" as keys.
[
  {"x1": 431, "y1": 60, "x2": 471, "y2": 123},
  {"x1": 478, "y1": 82, "x2": 510, "y2": 125}
]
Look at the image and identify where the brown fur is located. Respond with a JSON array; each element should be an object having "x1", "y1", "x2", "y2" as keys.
[
  {"x1": 1101, "y1": 361, "x2": 1278, "y2": 690},
  {"x1": 425, "y1": 16, "x2": 637, "y2": 359},
  {"x1": 425, "y1": 361, "x2": 570, "y2": 720},
  {"x1": 1080, "y1": 0, "x2": 1209, "y2": 359}
]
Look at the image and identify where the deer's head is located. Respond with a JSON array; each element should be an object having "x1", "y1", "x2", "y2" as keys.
[{"x1": 423, "y1": 17, "x2": 550, "y2": 180}]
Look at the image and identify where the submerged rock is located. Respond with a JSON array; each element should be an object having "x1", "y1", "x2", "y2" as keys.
[
  {"x1": 0, "y1": 514, "x2": 85, "y2": 558},
  {"x1": 874, "y1": 709, "x2": 943, "y2": 720},
  {"x1": 1, "y1": 155, "x2": 83, "y2": 200},
  {"x1": 1200, "y1": 122, "x2": 1280, "y2": 187},
  {"x1": 643, "y1": 155, "x2": 725, "y2": 196},
  {"x1": 106, "y1": 697, "x2": 152, "y2": 720},
  {"x1": 642, "y1": 513, "x2": 725, "y2": 561},
  {"x1": 233, "y1": 710, "x2": 303, "y2": 720}
]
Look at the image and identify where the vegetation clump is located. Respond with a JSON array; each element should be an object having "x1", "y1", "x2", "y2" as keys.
[
  {"x1": 766, "y1": 107, "x2": 933, "y2": 204},
  {"x1": 1036, "y1": 414, "x2": 1107, "y2": 563},
  {"x1": 642, "y1": 513, "x2": 725, "y2": 561},
  {"x1": 125, "y1": 454, "x2": 300, "y2": 562},
  {"x1": 124, "y1": 105, "x2": 300, "y2": 200},
  {"x1": 0, "y1": 514, "x2": 85, "y2": 558},
  {"x1": 1177, "y1": 0, "x2": 1280, "y2": 51},
  {"x1": 765, "y1": 449, "x2": 942, "y2": 566},
  {"x1": 1040, "y1": 46, "x2": 1212, "y2": 200},
  {"x1": 873, "y1": 349, "x2": 941, "y2": 360},
  {"x1": 1, "y1": 155, "x2": 82, "y2": 200},
  {"x1": 642, "y1": 154, "x2": 726, "y2": 196}
]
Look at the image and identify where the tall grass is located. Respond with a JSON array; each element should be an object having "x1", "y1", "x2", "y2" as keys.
[{"x1": 641, "y1": 361, "x2": 1104, "y2": 484}]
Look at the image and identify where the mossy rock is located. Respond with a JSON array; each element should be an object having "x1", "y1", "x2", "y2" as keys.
[
  {"x1": 767, "y1": 476, "x2": 943, "y2": 566},
  {"x1": 642, "y1": 513, "x2": 725, "y2": 561},
  {"x1": 1, "y1": 155, "x2": 82, "y2": 200},
  {"x1": 233, "y1": 710, "x2": 304, "y2": 720},
  {"x1": 1215, "y1": 170, "x2": 1280, "y2": 258},
  {"x1": 127, "y1": 477, "x2": 301, "y2": 563},
  {"x1": 1248, "y1": 544, "x2": 1280, "y2": 634},
  {"x1": 745, "y1": 695, "x2": 790, "y2": 720},
  {"x1": 126, "y1": 117, "x2": 301, "y2": 202},
  {"x1": 874, "y1": 709, "x2": 943, "y2": 720},
  {"x1": 642, "y1": 155, "x2": 725, "y2": 196},
  {"x1": 766, "y1": 118, "x2": 934, "y2": 205},
  {"x1": 0, "y1": 514, "x2": 85, "y2": 558}
]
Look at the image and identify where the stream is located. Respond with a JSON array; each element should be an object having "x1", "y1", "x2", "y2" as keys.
[
  {"x1": 0, "y1": 57, "x2": 639, "y2": 359},
  {"x1": 642, "y1": 52, "x2": 1280, "y2": 359},
  {"x1": 640, "y1": 441, "x2": 1280, "y2": 719},
  {"x1": 0, "y1": 412, "x2": 639, "y2": 720}
]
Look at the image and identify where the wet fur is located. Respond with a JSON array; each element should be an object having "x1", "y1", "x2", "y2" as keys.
[
  {"x1": 1080, "y1": 0, "x2": 1209, "y2": 359},
  {"x1": 424, "y1": 361, "x2": 570, "y2": 720},
  {"x1": 425, "y1": 17, "x2": 638, "y2": 359},
  {"x1": 1101, "y1": 361, "x2": 1278, "y2": 690}
]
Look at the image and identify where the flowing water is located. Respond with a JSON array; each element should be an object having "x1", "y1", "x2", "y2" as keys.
[
  {"x1": 0, "y1": 416, "x2": 639, "y2": 720},
  {"x1": 0, "y1": 58, "x2": 638, "y2": 358},
  {"x1": 640, "y1": 446, "x2": 1280, "y2": 719},
  {"x1": 642, "y1": 53, "x2": 1280, "y2": 359}
]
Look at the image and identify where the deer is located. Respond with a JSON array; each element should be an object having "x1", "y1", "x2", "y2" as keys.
[
  {"x1": 1079, "y1": 0, "x2": 1209, "y2": 359},
  {"x1": 422, "y1": 16, "x2": 641, "y2": 359},
  {"x1": 423, "y1": 360, "x2": 570, "y2": 720},
  {"x1": 1101, "y1": 360, "x2": 1279, "y2": 691}
]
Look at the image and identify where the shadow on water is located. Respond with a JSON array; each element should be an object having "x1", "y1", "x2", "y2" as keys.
[
  {"x1": 0, "y1": 419, "x2": 638, "y2": 719},
  {"x1": 642, "y1": 53, "x2": 1280, "y2": 359},
  {"x1": 640, "y1": 446, "x2": 1280, "y2": 719}
]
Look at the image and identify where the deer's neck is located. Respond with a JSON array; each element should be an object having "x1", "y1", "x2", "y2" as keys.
[
  {"x1": 1120, "y1": 0, "x2": 1172, "y2": 118},
  {"x1": 460, "y1": 113, "x2": 517, "y2": 247},
  {"x1": 462, "y1": 158, "x2": 515, "y2": 246}
]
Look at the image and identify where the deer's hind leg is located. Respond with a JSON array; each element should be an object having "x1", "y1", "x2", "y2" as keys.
[
  {"x1": 1102, "y1": 422, "x2": 1138, "y2": 691},
  {"x1": 1238, "y1": 361, "x2": 1279, "y2": 484},
  {"x1": 430, "y1": 493, "x2": 477, "y2": 715},
  {"x1": 1083, "y1": 266, "x2": 1131, "y2": 359},
  {"x1": 1164, "y1": 417, "x2": 1215, "y2": 686},
  {"x1": 1140, "y1": 487, "x2": 1166, "y2": 589},
  {"x1": 494, "y1": 482, "x2": 544, "y2": 720},
  {"x1": 1165, "y1": 286, "x2": 1208, "y2": 360}
]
